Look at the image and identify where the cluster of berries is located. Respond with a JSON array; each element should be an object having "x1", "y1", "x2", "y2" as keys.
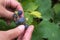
[{"x1": 13, "y1": 10, "x2": 28, "y2": 29}]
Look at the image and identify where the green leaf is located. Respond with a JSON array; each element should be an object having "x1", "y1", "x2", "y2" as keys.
[
  {"x1": 54, "y1": 12, "x2": 60, "y2": 23},
  {"x1": 53, "y1": 3, "x2": 60, "y2": 14},
  {"x1": 7, "y1": 21, "x2": 16, "y2": 30},
  {"x1": 22, "y1": 2, "x2": 38, "y2": 12},
  {"x1": 31, "y1": 21, "x2": 43, "y2": 40},
  {"x1": 0, "y1": 19, "x2": 7, "y2": 26},
  {"x1": 34, "y1": 0, "x2": 51, "y2": 13},
  {"x1": 42, "y1": 9, "x2": 54, "y2": 20},
  {"x1": 53, "y1": 3, "x2": 60, "y2": 23},
  {"x1": 0, "y1": 19, "x2": 8, "y2": 30},
  {"x1": 24, "y1": 12, "x2": 33, "y2": 25},
  {"x1": 34, "y1": 0, "x2": 52, "y2": 20},
  {"x1": 21, "y1": 0, "x2": 35, "y2": 2},
  {"x1": 38, "y1": 20, "x2": 60, "y2": 40},
  {"x1": 30, "y1": 11, "x2": 42, "y2": 18}
]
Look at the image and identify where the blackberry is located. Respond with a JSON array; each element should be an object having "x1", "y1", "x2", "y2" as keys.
[{"x1": 18, "y1": 10, "x2": 22, "y2": 16}]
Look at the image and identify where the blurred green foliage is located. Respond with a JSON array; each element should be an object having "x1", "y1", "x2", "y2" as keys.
[{"x1": 0, "y1": 0, "x2": 60, "y2": 40}]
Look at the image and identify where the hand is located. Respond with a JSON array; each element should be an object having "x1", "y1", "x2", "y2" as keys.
[
  {"x1": 0, "y1": 0, "x2": 24, "y2": 24},
  {"x1": 0, "y1": 25, "x2": 34, "y2": 40}
]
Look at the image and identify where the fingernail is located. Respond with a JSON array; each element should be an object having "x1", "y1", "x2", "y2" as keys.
[
  {"x1": 29, "y1": 25, "x2": 34, "y2": 29},
  {"x1": 17, "y1": 25, "x2": 25, "y2": 32},
  {"x1": 30, "y1": 25, "x2": 34, "y2": 27}
]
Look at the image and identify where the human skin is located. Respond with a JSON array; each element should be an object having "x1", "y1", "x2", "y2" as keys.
[{"x1": 0, "y1": 0, "x2": 34, "y2": 40}]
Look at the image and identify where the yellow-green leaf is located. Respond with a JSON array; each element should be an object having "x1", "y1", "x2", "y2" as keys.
[{"x1": 30, "y1": 11, "x2": 42, "y2": 18}]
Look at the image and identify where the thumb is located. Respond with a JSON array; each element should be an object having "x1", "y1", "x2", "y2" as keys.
[
  {"x1": 6, "y1": 25, "x2": 25, "y2": 39},
  {"x1": 0, "y1": 5, "x2": 14, "y2": 20}
]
